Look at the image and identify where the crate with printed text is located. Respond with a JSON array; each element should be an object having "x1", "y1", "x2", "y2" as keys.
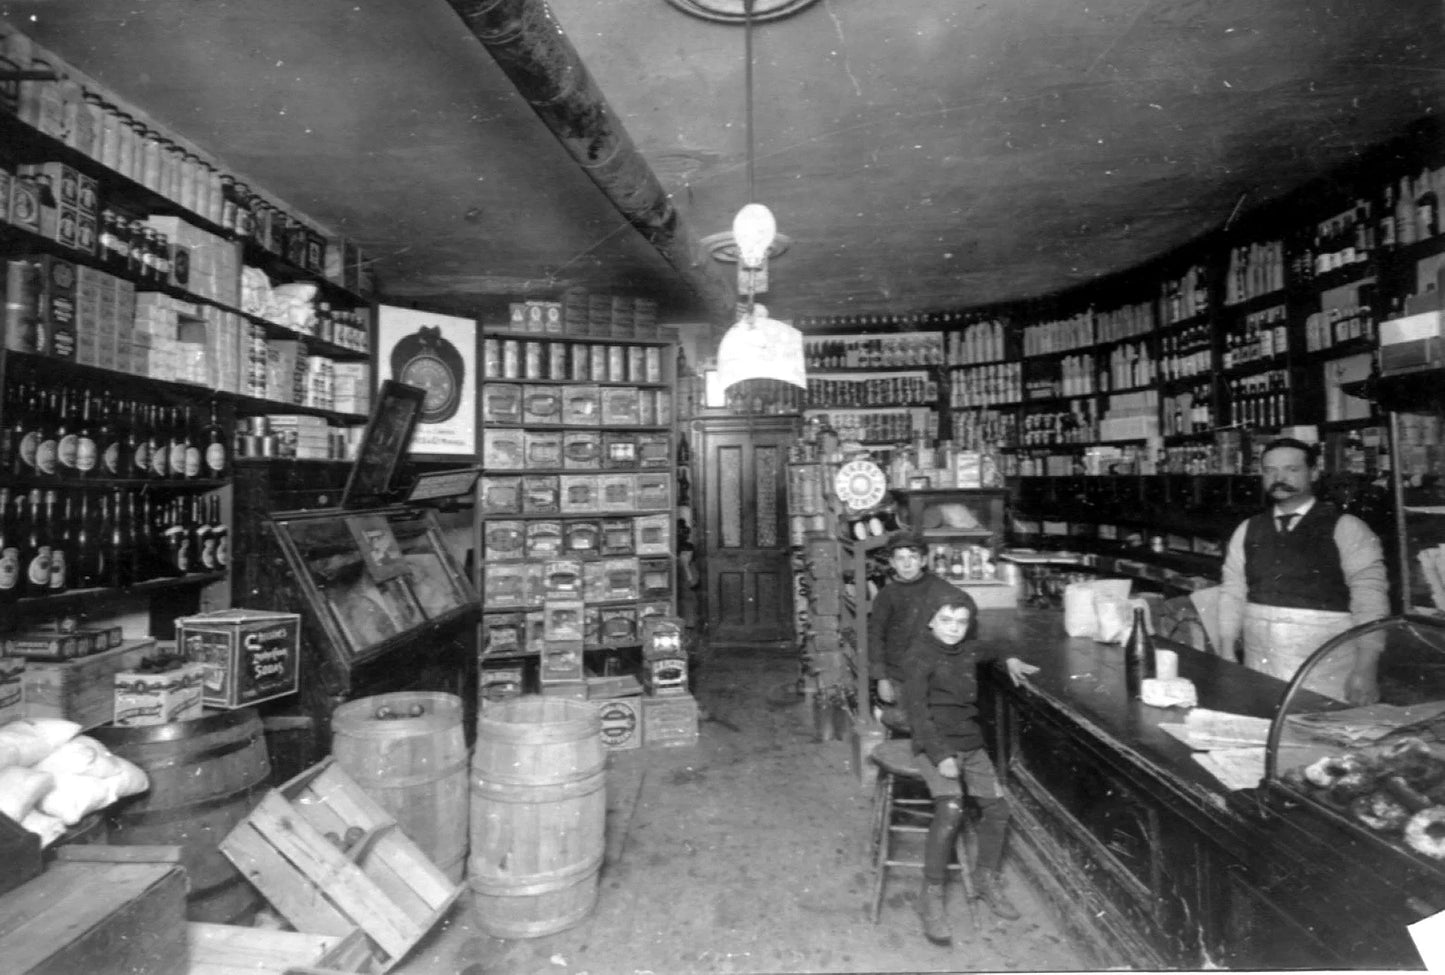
[
  {"x1": 643, "y1": 693, "x2": 699, "y2": 748},
  {"x1": 176, "y1": 609, "x2": 301, "y2": 709}
]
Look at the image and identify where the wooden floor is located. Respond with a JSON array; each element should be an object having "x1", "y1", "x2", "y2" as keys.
[{"x1": 391, "y1": 644, "x2": 1081, "y2": 975}]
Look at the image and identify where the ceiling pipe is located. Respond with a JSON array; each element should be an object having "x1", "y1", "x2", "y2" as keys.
[{"x1": 445, "y1": 0, "x2": 736, "y2": 324}]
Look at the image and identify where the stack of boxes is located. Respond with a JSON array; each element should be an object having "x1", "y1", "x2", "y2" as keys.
[
  {"x1": 505, "y1": 290, "x2": 660, "y2": 339},
  {"x1": 637, "y1": 616, "x2": 698, "y2": 748},
  {"x1": 15, "y1": 162, "x2": 98, "y2": 257}
]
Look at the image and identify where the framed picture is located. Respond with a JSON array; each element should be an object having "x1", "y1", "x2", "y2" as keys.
[
  {"x1": 340, "y1": 380, "x2": 425, "y2": 509},
  {"x1": 376, "y1": 304, "x2": 478, "y2": 457}
]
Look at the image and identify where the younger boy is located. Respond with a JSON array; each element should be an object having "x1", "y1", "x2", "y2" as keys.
[
  {"x1": 868, "y1": 530, "x2": 959, "y2": 729},
  {"x1": 903, "y1": 591, "x2": 1039, "y2": 945}
]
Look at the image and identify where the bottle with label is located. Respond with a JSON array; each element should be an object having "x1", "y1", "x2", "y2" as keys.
[
  {"x1": 73, "y1": 491, "x2": 99, "y2": 589},
  {"x1": 168, "y1": 407, "x2": 189, "y2": 480},
  {"x1": 148, "y1": 404, "x2": 170, "y2": 479},
  {"x1": 74, "y1": 391, "x2": 97, "y2": 478},
  {"x1": 0, "y1": 488, "x2": 18, "y2": 604},
  {"x1": 130, "y1": 401, "x2": 152, "y2": 479},
  {"x1": 55, "y1": 387, "x2": 80, "y2": 478},
  {"x1": 104, "y1": 489, "x2": 130, "y2": 588},
  {"x1": 1123, "y1": 604, "x2": 1156, "y2": 699},
  {"x1": 2, "y1": 381, "x2": 29, "y2": 476},
  {"x1": 23, "y1": 488, "x2": 51, "y2": 597},
  {"x1": 191, "y1": 496, "x2": 212, "y2": 571},
  {"x1": 211, "y1": 495, "x2": 229, "y2": 570},
  {"x1": 46, "y1": 489, "x2": 68, "y2": 592},
  {"x1": 161, "y1": 498, "x2": 187, "y2": 575},
  {"x1": 202, "y1": 400, "x2": 228, "y2": 477},
  {"x1": 35, "y1": 388, "x2": 62, "y2": 478},
  {"x1": 98, "y1": 392, "x2": 124, "y2": 477},
  {"x1": 181, "y1": 407, "x2": 202, "y2": 479}
]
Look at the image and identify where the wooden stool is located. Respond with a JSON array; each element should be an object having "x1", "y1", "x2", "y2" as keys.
[{"x1": 868, "y1": 739, "x2": 978, "y2": 927}]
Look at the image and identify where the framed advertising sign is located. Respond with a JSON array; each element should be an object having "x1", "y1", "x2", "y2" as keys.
[{"x1": 376, "y1": 304, "x2": 478, "y2": 456}]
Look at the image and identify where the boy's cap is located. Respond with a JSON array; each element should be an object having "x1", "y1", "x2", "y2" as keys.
[{"x1": 885, "y1": 530, "x2": 928, "y2": 553}]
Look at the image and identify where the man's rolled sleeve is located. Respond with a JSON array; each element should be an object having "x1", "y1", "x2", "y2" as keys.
[{"x1": 1217, "y1": 521, "x2": 1249, "y2": 659}]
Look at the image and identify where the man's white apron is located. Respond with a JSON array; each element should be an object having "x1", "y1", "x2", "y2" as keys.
[{"x1": 1242, "y1": 602, "x2": 1355, "y2": 700}]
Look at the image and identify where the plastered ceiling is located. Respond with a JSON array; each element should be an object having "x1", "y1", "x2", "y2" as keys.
[{"x1": 2, "y1": 0, "x2": 1442, "y2": 328}]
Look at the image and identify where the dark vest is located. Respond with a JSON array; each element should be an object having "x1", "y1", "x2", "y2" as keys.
[{"x1": 1242, "y1": 502, "x2": 1350, "y2": 611}]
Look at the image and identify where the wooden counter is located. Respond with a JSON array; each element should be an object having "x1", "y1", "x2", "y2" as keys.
[{"x1": 976, "y1": 609, "x2": 1443, "y2": 970}]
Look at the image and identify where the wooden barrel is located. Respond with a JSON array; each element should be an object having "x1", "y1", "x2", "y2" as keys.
[
  {"x1": 469, "y1": 697, "x2": 606, "y2": 938},
  {"x1": 330, "y1": 691, "x2": 470, "y2": 882},
  {"x1": 93, "y1": 707, "x2": 270, "y2": 923}
]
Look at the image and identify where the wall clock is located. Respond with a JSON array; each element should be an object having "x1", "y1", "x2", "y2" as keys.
[
  {"x1": 834, "y1": 458, "x2": 886, "y2": 511},
  {"x1": 389, "y1": 325, "x2": 465, "y2": 424}
]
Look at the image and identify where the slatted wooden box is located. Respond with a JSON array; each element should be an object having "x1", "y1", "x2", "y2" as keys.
[
  {"x1": 219, "y1": 758, "x2": 462, "y2": 973},
  {"x1": 21, "y1": 638, "x2": 157, "y2": 730}
]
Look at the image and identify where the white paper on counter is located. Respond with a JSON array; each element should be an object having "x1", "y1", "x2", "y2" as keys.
[
  {"x1": 1409, "y1": 907, "x2": 1445, "y2": 970},
  {"x1": 1191, "y1": 747, "x2": 1267, "y2": 791}
]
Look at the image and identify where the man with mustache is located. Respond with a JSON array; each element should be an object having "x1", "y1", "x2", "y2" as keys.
[{"x1": 1217, "y1": 437, "x2": 1389, "y2": 703}]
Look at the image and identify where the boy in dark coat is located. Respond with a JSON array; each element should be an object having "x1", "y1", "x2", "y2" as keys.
[
  {"x1": 868, "y1": 530, "x2": 959, "y2": 729},
  {"x1": 903, "y1": 589, "x2": 1039, "y2": 945}
]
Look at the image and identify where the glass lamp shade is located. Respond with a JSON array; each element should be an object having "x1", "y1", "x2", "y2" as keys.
[
  {"x1": 716, "y1": 305, "x2": 807, "y2": 390},
  {"x1": 732, "y1": 203, "x2": 777, "y2": 269}
]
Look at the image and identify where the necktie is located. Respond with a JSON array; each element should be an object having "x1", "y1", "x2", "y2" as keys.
[{"x1": 1277, "y1": 513, "x2": 1297, "y2": 533}]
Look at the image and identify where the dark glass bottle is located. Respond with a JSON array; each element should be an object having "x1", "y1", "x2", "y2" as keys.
[
  {"x1": 168, "y1": 406, "x2": 188, "y2": 481},
  {"x1": 0, "y1": 488, "x2": 18, "y2": 604},
  {"x1": 129, "y1": 401, "x2": 152, "y2": 479},
  {"x1": 148, "y1": 404, "x2": 170, "y2": 479},
  {"x1": 104, "y1": 489, "x2": 130, "y2": 588},
  {"x1": 98, "y1": 392, "x2": 124, "y2": 478},
  {"x1": 46, "y1": 489, "x2": 69, "y2": 592},
  {"x1": 202, "y1": 400, "x2": 228, "y2": 478},
  {"x1": 182, "y1": 406, "x2": 202, "y2": 479},
  {"x1": 74, "y1": 391, "x2": 97, "y2": 479},
  {"x1": 211, "y1": 495, "x2": 229, "y2": 570},
  {"x1": 35, "y1": 388, "x2": 63, "y2": 478},
  {"x1": 1123, "y1": 605, "x2": 1156, "y2": 699},
  {"x1": 22, "y1": 488, "x2": 51, "y2": 597},
  {"x1": 162, "y1": 497, "x2": 190, "y2": 575},
  {"x1": 73, "y1": 491, "x2": 100, "y2": 589},
  {"x1": 190, "y1": 496, "x2": 211, "y2": 571},
  {"x1": 56, "y1": 388, "x2": 80, "y2": 478}
]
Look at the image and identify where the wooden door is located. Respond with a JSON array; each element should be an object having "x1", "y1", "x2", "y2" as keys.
[{"x1": 691, "y1": 414, "x2": 799, "y2": 647}]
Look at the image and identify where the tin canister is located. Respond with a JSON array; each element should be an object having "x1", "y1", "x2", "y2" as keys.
[
  {"x1": 608, "y1": 346, "x2": 626, "y2": 383},
  {"x1": 483, "y1": 338, "x2": 502, "y2": 379},
  {"x1": 502, "y1": 340, "x2": 521, "y2": 379},
  {"x1": 590, "y1": 345, "x2": 608, "y2": 382},
  {"x1": 570, "y1": 348, "x2": 590, "y2": 382},
  {"x1": 645, "y1": 347, "x2": 662, "y2": 383},
  {"x1": 548, "y1": 342, "x2": 568, "y2": 380},
  {"x1": 524, "y1": 341, "x2": 544, "y2": 379}
]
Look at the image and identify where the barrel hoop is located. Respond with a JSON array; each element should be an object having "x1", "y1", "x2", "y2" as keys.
[
  {"x1": 124, "y1": 731, "x2": 264, "y2": 772},
  {"x1": 470, "y1": 768, "x2": 606, "y2": 797},
  {"x1": 113, "y1": 780, "x2": 265, "y2": 824},
  {"x1": 341, "y1": 756, "x2": 471, "y2": 790},
  {"x1": 95, "y1": 707, "x2": 259, "y2": 745},
  {"x1": 468, "y1": 851, "x2": 604, "y2": 896},
  {"x1": 474, "y1": 722, "x2": 600, "y2": 746}
]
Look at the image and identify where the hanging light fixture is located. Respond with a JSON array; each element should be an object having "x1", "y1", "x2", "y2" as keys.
[{"x1": 713, "y1": 0, "x2": 807, "y2": 394}]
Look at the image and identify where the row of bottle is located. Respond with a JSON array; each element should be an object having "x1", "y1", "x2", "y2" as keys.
[
  {"x1": 929, "y1": 544, "x2": 997, "y2": 583},
  {"x1": 1, "y1": 381, "x2": 230, "y2": 481},
  {"x1": 950, "y1": 409, "x2": 1017, "y2": 451},
  {"x1": 97, "y1": 207, "x2": 175, "y2": 284},
  {"x1": 0, "y1": 486, "x2": 227, "y2": 602},
  {"x1": 803, "y1": 335, "x2": 944, "y2": 369},
  {"x1": 1159, "y1": 324, "x2": 1213, "y2": 382},
  {"x1": 949, "y1": 362, "x2": 1022, "y2": 407},
  {"x1": 1020, "y1": 407, "x2": 1099, "y2": 446},
  {"x1": 1304, "y1": 302, "x2": 1375, "y2": 352},
  {"x1": 1222, "y1": 305, "x2": 1289, "y2": 368},
  {"x1": 805, "y1": 375, "x2": 936, "y2": 408},
  {"x1": 1223, "y1": 239, "x2": 1287, "y2": 306},
  {"x1": 946, "y1": 319, "x2": 1008, "y2": 364},
  {"x1": 2, "y1": 28, "x2": 330, "y2": 266},
  {"x1": 818, "y1": 411, "x2": 926, "y2": 445},
  {"x1": 1162, "y1": 385, "x2": 1214, "y2": 437},
  {"x1": 1159, "y1": 264, "x2": 1211, "y2": 325},
  {"x1": 1227, "y1": 370, "x2": 1291, "y2": 429}
]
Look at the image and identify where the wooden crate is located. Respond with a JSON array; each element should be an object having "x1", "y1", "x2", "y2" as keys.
[
  {"x1": 219, "y1": 758, "x2": 462, "y2": 973},
  {"x1": 0, "y1": 857, "x2": 188, "y2": 975},
  {"x1": 642, "y1": 693, "x2": 699, "y2": 748},
  {"x1": 21, "y1": 638, "x2": 157, "y2": 730},
  {"x1": 185, "y1": 922, "x2": 372, "y2": 975}
]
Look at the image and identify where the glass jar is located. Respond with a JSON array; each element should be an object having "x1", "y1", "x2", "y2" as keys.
[
  {"x1": 139, "y1": 127, "x2": 162, "y2": 191},
  {"x1": 114, "y1": 113, "x2": 136, "y2": 179},
  {"x1": 179, "y1": 153, "x2": 198, "y2": 213}
]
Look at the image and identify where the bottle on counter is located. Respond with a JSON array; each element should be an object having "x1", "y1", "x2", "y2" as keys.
[{"x1": 1123, "y1": 604, "x2": 1156, "y2": 699}]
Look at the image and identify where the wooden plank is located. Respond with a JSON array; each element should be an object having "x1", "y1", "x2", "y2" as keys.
[
  {"x1": 187, "y1": 921, "x2": 343, "y2": 970},
  {"x1": 221, "y1": 817, "x2": 361, "y2": 939},
  {"x1": 241, "y1": 791, "x2": 414, "y2": 960}
]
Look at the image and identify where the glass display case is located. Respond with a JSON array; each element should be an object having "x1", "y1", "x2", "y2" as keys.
[
  {"x1": 1264, "y1": 614, "x2": 1445, "y2": 872},
  {"x1": 270, "y1": 507, "x2": 476, "y2": 674}
]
